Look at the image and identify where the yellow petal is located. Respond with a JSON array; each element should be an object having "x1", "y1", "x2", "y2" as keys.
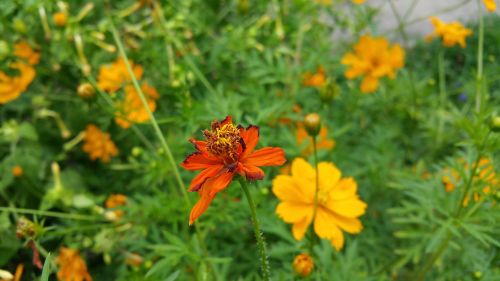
[
  {"x1": 276, "y1": 202, "x2": 312, "y2": 223},
  {"x1": 292, "y1": 213, "x2": 312, "y2": 240},
  {"x1": 291, "y1": 158, "x2": 316, "y2": 199},
  {"x1": 331, "y1": 177, "x2": 358, "y2": 200},
  {"x1": 329, "y1": 230, "x2": 345, "y2": 250},
  {"x1": 313, "y1": 208, "x2": 341, "y2": 239},
  {"x1": 326, "y1": 197, "x2": 367, "y2": 218},
  {"x1": 272, "y1": 175, "x2": 311, "y2": 203},
  {"x1": 318, "y1": 162, "x2": 341, "y2": 193},
  {"x1": 330, "y1": 213, "x2": 363, "y2": 234},
  {"x1": 360, "y1": 76, "x2": 379, "y2": 93}
]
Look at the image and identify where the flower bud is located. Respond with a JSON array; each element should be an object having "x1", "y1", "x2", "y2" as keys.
[
  {"x1": 53, "y1": 12, "x2": 68, "y2": 27},
  {"x1": 293, "y1": 253, "x2": 314, "y2": 277},
  {"x1": 489, "y1": 115, "x2": 500, "y2": 132},
  {"x1": 77, "y1": 83, "x2": 95, "y2": 99},
  {"x1": 303, "y1": 113, "x2": 321, "y2": 137},
  {"x1": 16, "y1": 217, "x2": 36, "y2": 239},
  {"x1": 11, "y1": 165, "x2": 23, "y2": 177},
  {"x1": 13, "y1": 18, "x2": 27, "y2": 34},
  {"x1": 0, "y1": 40, "x2": 10, "y2": 60},
  {"x1": 320, "y1": 82, "x2": 340, "y2": 103}
]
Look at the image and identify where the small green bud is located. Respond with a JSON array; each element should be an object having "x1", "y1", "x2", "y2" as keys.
[
  {"x1": 0, "y1": 40, "x2": 10, "y2": 60},
  {"x1": 131, "y1": 147, "x2": 142, "y2": 157},
  {"x1": 13, "y1": 18, "x2": 27, "y2": 34},
  {"x1": 303, "y1": 113, "x2": 321, "y2": 137},
  {"x1": 489, "y1": 115, "x2": 500, "y2": 132}
]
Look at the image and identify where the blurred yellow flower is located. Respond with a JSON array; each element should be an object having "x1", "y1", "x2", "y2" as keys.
[
  {"x1": 427, "y1": 17, "x2": 472, "y2": 48},
  {"x1": 352, "y1": 0, "x2": 366, "y2": 4},
  {"x1": 483, "y1": 0, "x2": 497, "y2": 11},
  {"x1": 115, "y1": 82, "x2": 159, "y2": 129},
  {"x1": 14, "y1": 42, "x2": 40, "y2": 65},
  {"x1": 82, "y1": 124, "x2": 118, "y2": 163},
  {"x1": 97, "y1": 58, "x2": 144, "y2": 92},
  {"x1": 53, "y1": 12, "x2": 68, "y2": 27},
  {"x1": 56, "y1": 247, "x2": 93, "y2": 281},
  {"x1": 272, "y1": 158, "x2": 367, "y2": 250},
  {"x1": 341, "y1": 35, "x2": 404, "y2": 93},
  {"x1": 296, "y1": 122, "x2": 335, "y2": 156},
  {"x1": 302, "y1": 66, "x2": 327, "y2": 88},
  {"x1": 293, "y1": 253, "x2": 314, "y2": 277},
  {"x1": 0, "y1": 62, "x2": 36, "y2": 104},
  {"x1": 11, "y1": 166, "x2": 23, "y2": 177}
]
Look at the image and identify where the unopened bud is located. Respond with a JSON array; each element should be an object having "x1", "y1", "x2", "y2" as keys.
[
  {"x1": 489, "y1": 115, "x2": 500, "y2": 132},
  {"x1": 293, "y1": 253, "x2": 314, "y2": 277},
  {"x1": 303, "y1": 113, "x2": 321, "y2": 137},
  {"x1": 13, "y1": 18, "x2": 27, "y2": 34},
  {"x1": 53, "y1": 12, "x2": 68, "y2": 27},
  {"x1": 77, "y1": 83, "x2": 95, "y2": 99},
  {"x1": 16, "y1": 217, "x2": 36, "y2": 239},
  {"x1": 0, "y1": 40, "x2": 9, "y2": 60},
  {"x1": 320, "y1": 82, "x2": 340, "y2": 103}
]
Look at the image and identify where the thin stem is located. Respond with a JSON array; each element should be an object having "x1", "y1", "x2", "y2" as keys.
[
  {"x1": 414, "y1": 233, "x2": 452, "y2": 281},
  {"x1": 437, "y1": 49, "x2": 447, "y2": 145},
  {"x1": 475, "y1": 0, "x2": 484, "y2": 114},
  {"x1": 310, "y1": 136, "x2": 320, "y2": 253},
  {"x1": 0, "y1": 207, "x2": 102, "y2": 221},
  {"x1": 239, "y1": 178, "x2": 270, "y2": 281}
]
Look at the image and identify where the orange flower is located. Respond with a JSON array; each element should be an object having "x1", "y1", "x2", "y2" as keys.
[
  {"x1": 483, "y1": 0, "x2": 497, "y2": 12},
  {"x1": 427, "y1": 17, "x2": 472, "y2": 48},
  {"x1": 97, "y1": 58, "x2": 144, "y2": 92},
  {"x1": 115, "y1": 82, "x2": 159, "y2": 129},
  {"x1": 11, "y1": 166, "x2": 23, "y2": 177},
  {"x1": 0, "y1": 62, "x2": 36, "y2": 104},
  {"x1": 341, "y1": 35, "x2": 404, "y2": 93},
  {"x1": 82, "y1": 124, "x2": 118, "y2": 163},
  {"x1": 296, "y1": 122, "x2": 335, "y2": 156},
  {"x1": 56, "y1": 247, "x2": 93, "y2": 281},
  {"x1": 182, "y1": 116, "x2": 286, "y2": 224},
  {"x1": 14, "y1": 42, "x2": 40, "y2": 66},
  {"x1": 293, "y1": 253, "x2": 314, "y2": 277},
  {"x1": 53, "y1": 12, "x2": 68, "y2": 27},
  {"x1": 105, "y1": 194, "x2": 127, "y2": 219},
  {"x1": 352, "y1": 0, "x2": 366, "y2": 4},
  {"x1": 302, "y1": 66, "x2": 326, "y2": 87}
]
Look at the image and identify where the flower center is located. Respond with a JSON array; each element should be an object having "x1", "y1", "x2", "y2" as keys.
[
  {"x1": 317, "y1": 189, "x2": 329, "y2": 206},
  {"x1": 204, "y1": 123, "x2": 242, "y2": 162}
]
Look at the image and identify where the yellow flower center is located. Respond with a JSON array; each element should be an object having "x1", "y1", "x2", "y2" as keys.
[
  {"x1": 204, "y1": 123, "x2": 242, "y2": 162},
  {"x1": 317, "y1": 189, "x2": 329, "y2": 205}
]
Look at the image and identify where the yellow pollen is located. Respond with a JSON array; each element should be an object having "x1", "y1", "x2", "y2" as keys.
[{"x1": 204, "y1": 123, "x2": 242, "y2": 162}]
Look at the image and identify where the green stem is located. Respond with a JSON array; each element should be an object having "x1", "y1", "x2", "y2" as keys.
[
  {"x1": 414, "y1": 233, "x2": 452, "y2": 281},
  {"x1": 0, "y1": 207, "x2": 102, "y2": 221},
  {"x1": 437, "y1": 49, "x2": 447, "y2": 145},
  {"x1": 310, "y1": 136, "x2": 320, "y2": 253},
  {"x1": 475, "y1": 0, "x2": 484, "y2": 114},
  {"x1": 239, "y1": 178, "x2": 270, "y2": 281}
]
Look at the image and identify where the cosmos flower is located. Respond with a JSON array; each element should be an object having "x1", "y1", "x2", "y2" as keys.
[
  {"x1": 273, "y1": 158, "x2": 366, "y2": 250},
  {"x1": 56, "y1": 248, "x2": 93, "y2": 281},
  {"x1": 97, "y1": 58, "x2": 144, "y2": 93},
  {"x1": 82, "y1": 124, "x2": 118, "y2": 163},
  {"x1": 14, "y1": 42, "x2": 40, "y2": 65},
  {"x1": 341, "y1": 35, "x2": 404, "y2": 93},
  {"x1": 483, "y1": 0, "x2": 497, "y2": 12},
  {"x1": 427, "y1": 17, "x2": 472, "y2": 48},
  {"x1": 114, "y1": 82, "x2": 159, "y2": 129},
  {"x1": 181, "y1": 116, "x2": 286, "y2": 224},
  {"x1": 0, "y1": 62, "x2": 36, "y2": 104},
  {"x1": 302, "y1": 66, "x2": 327, "y2": 87}
]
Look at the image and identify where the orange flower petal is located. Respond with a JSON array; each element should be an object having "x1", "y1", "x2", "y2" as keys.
[
  {"x1": 240, "y1": 163, "x2": 265, "y2": 180},
  {"x1": 244, "y1": 147, "x2": 286, "y2": 167},
  {"x1": 182, "y1": 152, "x2": 221, "y2": 170},
  {"x1": 189, "y1": 139, "x2": 207, "y2": 152},
  {"x1": 240, "y1": 125, "x2": 259, "y2": 157},
  {"x1": 188, "y1": 165, "x2": 224, "y2": 192}
]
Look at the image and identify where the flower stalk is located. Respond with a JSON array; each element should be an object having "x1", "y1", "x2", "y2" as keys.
[
  {"x1": 475, "y1": 0, "x2": 484, "y2": 114},
  {"x1": 239, "y1": 178, "x2": 271, "y2": 281}
]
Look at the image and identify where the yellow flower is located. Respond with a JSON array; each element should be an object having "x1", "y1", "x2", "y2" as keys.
[
  {"x1": 56, "y1": 247, "x2": 93, "y2": 281},
  {"x1": 427, "y1": 17, "x2": 472, "y2": 48},
  {"x1": 293, "y1": 253, "x2": 314, "y2": 277},
  {"x1": 352, "y1": 0, "x2": 366, "y2": 4},
  {"x1": 82, "y1": 124, "x2": 118, "y2": 163},
  {"x1": 483, "y1": 0, "x2": 497, "y2": 12},
  {"x1": 341, "y1": 35, "x2": 404, "y2": 93},
  {"x1": 272, "y1": 158, "x2": 367, "y2": 250},
  {"x1": 11, "y1": 166, "x2": 23, "y2": 177},
  {"x1": 97, "y1": 58, "x2": 144, "y2": 93},
  {"x1": 302, "y1": 66, "x2": 327, "y2": 88},
  {"x1": 0, "y1": 62, "x2": 36, "y2": 104},
  {"x1": 14, "y1": 42, "x2": 40, "y2": 65},
  {"x1": 115, "y1": 82, "x2": 159, "y2": 129},
  {"x1": 53, "y1": 12, "x2": 68, "y2": 27},
  {"x1": 296, "y1": 122, "x2": 335, "y2": 157}
]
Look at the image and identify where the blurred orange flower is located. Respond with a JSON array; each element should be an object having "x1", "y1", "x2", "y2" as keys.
[
  {"x1": 293, "y1": 253, "x2": 314, "y2": 277},
  {"x1": 427, "y1": 17, "x2": 472, "y2": 48},
  {"x1": 53, "y1": 12, "x2": 68, "y2": 27},
  {"x1": 115, "y1": 82, "x2": 159, "y2": 129},
  {"x1": 97, "y1": 58, "x2": 144, "y2": 92},
  {"x1": 483, "y1": 0, "x2": 497, "y2": 11},
  {"x1": 273, "y1": 158, "x2": 366, "y2": 250},
  {"x1": 296, "y1": 122, "x2": 335, "y2": 156},
  {"x1": 341, "y1": 35, "x2": 404, "y2": 93},
  {"x1": 105, "y1": 194, "x2": 127, "y2": 220},
  {"x1": 352, "y1": 0, "x2": 366, "y2": 4},
  {"x1": 302, "y1": 66, "x2": 327, "y2": 88},
  {"x1": 14, "y1": 42, "x2": 40, "y2": 65},
  {"x1": 56, "y1": 247, "x2": 93, "y2": 281},
  {"x1": 181, "y1": 116, "x2": 286, "y2": 224},
  {"x1": 11, "y1": 166, "x2": 23, "y2": 177},
  {"x1": 82, "y1": 124, "x2": 118, "y2": 163},
  {"x1": 0, "y1": 62, "x2": 36, "y2": 104}
]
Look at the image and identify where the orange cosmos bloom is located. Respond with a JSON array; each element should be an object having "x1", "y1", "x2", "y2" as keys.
[
  {"x1": 296, "y1": 122, "x2": 335, "y2": 156},
  {"x1": 341, "y1": 35, "x2": 404, "y2": 93},
  {"x1": 82, "y1": 124, "x2": 118, "y2": 163},
  {"x1": 56, "y1": 247, "x2": 93, "y2": 281},
  {"x1": 115, "y1": 82, "x2": 159, "y2": 129},
  {"x1": 483, "y1": 0, "x2": 497, "y2": 12},
  {"x1": 427, "y1": 17, "x2": 472, "y2": 48},
  {"x1": 97, "y1": 58, "x2": 144, "y2": 92},
  {"x1": 302, "y1": 66, "x2": 327, "y2": 87},
  {"x1": 182, "y1": 116, "x2": 286, "y2": 224},
  {"x1": 105, "y1": 194, "x2": 127, "y2": 219},
  {"x1": 0, "y1": 62, "x2": 36, "y2": 104},
  {"x1": 273, "y1": 158, "x2": 367, "y2": 250},
  {"x1": 53, "y1": 12, "x2": 68, "y2": 27},
  {"x1": 11, "y1": 166, "x2": 23, "y2": 177},
  {"x1": 352, "y1": 0, "x2": 366, "y2": 4},
  {"x1": 14, "y1": 42, "x2": 40, "y2": 66}
]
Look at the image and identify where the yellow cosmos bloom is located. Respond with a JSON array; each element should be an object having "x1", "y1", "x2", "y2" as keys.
[
  {"x1": 14, "y1": 42, "x2": 40, "y2": 66},
  {"x1": 427, "y1": 17, "x2": 472, "y2": 48},
  {"x1": 483, "y1": 0, "x2": 497, "y2": 12},
  {"x1": 115, "y1": 82, "x2": 159, "y2": 129},
  {"x1": 272, "y1": 158, "x2": 367, "y2": 250},
  {"x1": 352, "y1": 0, "x2": 366, "y2": 4},
  {"x1": 341, "y1": 35, "x2": 404, "y2": 93},
  {"x1": 302, "y1": 66, "x2": 327, "y2": 88},
  {"x1": 82, "y1": 124, "x2": 118, "y2": 163},
  {"x1": 97, "y1": 58, "x2": 144, "y2": 92},
  {"x1": 56, "y1": 247, "x2": 93, "y2": 281},
  {"x1": 0, "y1": 62, "x2": 36, "y2": 104}
]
